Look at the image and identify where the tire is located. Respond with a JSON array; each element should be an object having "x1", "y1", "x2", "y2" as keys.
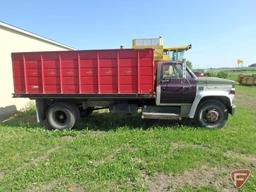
[
  {"x1": 80, "y1": 107, "x2": 94, "y2": 118},
  {"x1": 46, "y1": 102, "x2": 77, "y2": 130},
  {"x1": 196, "y1": 99, "x2": 228, "y2": 128},
  {"x1": 71, "y1": 103, "x2": 80, "y2": 121}
]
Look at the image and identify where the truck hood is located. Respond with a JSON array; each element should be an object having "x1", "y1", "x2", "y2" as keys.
[{"x1": 196, "y1": 77, "x2": 235, "y2": 85}]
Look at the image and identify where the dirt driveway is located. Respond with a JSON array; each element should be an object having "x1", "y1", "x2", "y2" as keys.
[{"x1": 235, "y1": 92, "x2": 256, "y2": 108}]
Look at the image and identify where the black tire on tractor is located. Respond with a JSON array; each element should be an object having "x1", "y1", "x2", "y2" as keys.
[
  {"x1": 46, "y1": 102, "x2": 78, "y2": 130},
  {"x1": 196, "y1": 99, "x2": 228, "y2": 128}
]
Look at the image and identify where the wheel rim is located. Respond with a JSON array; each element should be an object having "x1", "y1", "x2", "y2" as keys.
[
  {"x1": 203, "y1": 108, "x2": 220, "y2": 123},
  {"x1": 54, "y1": 110, "x2": 68, "y2": 125}
]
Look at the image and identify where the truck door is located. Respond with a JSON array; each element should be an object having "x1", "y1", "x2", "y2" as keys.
[
  {"x1": 182, "y1": 71, "x2": 196, "y2": 103},
  {"x1": 158, "y1": 63, "x2": 196, "y2": 104},
  {"x1": 159, "y1": 63, "x2": 184, "y2": 103}
]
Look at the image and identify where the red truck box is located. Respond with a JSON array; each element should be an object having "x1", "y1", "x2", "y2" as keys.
[{"x1": 12, "y1": 49, "x2": 155, "y2": 96}]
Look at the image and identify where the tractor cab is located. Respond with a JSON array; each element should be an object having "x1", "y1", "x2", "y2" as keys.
[
  {"x1": 163, "y1": 44, "x2": 191, "y2": 61},
  {"x1": 132, "y1": 36, "x2": 191, "y2": 62}
]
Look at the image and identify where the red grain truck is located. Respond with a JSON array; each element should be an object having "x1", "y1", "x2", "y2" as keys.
[{"x1": 12, "y1": 48, "x2": 236, "y2": 129}]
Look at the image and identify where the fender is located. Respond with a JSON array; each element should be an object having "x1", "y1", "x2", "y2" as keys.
[{"x1": 188, "y1": 90, "x2": 233, "y2": 118}]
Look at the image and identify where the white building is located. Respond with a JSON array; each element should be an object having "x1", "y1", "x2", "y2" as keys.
[{"x1": 0, "y1": 21, "x2": 74, "y2": 119}]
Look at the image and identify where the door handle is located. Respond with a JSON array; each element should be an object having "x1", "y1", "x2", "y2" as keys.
[{"x1": 161, "y1": 79, "x2": 169, "y2": 83}]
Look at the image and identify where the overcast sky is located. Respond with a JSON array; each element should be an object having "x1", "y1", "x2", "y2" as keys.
[{"x1": 1, "y1": 0, "x2": 256, "y2": 68}]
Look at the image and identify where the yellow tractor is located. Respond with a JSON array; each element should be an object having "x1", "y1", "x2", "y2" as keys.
[{"x1": 132, "y1": 37, "x2": 191, "y2": 61}]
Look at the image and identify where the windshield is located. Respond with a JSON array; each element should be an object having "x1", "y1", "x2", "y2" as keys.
[{"x1": 171, "y1": 51, "x2": 185, "y2": 61}]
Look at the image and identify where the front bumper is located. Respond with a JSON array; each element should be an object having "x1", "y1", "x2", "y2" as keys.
[{"x1": 230, "y1": 104, "x2": 236, "y2": 115}]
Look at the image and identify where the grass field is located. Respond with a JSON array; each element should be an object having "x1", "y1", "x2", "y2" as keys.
[
  {"x1": 0, "y1": 85, "x2": 255, "y2": 191},
  {"x1": 204, "y1": 67, "x2": 256, "y2": 81}
]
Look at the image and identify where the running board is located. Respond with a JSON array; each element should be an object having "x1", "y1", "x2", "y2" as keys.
[{"x1": 142, "y1": 112, "x2": 181, "y2": 120}]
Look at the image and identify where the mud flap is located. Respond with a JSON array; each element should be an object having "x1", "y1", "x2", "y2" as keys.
[{"x1": 35, "y1": 99, "x2": 46, "y2": 123}]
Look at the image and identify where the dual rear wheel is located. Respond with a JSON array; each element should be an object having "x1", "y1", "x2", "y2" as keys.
[
  {"x1": 46, "y1": 103, "x2": 78, "y2": 130},
  {"x1": 46, "y1": 103, "x2": 93, "y2": 130}
]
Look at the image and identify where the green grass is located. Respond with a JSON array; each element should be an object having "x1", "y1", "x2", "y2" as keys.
[
  {"x1": 179, "y1": 185, "x2": 219, "y2": 192},
  {"x1": 0, "y1": 87, "x2": 256, "y2": 191},
  {"x1": 236, "y1": 84, "x2": 256, "y2": 97},
  {"x1": 206, "y1": 67, "x2": 256, "y2": 81}
]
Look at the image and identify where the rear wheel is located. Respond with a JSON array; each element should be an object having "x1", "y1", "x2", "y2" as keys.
[
  {"x1": 196, "y1": 100, "x2": 228, "y2": 128},
  {"x1": 46, "y1": 103, "x2": 78, "y2": 130}
]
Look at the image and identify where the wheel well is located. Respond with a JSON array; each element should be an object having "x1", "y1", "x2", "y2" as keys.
[{"x1": 198, "y1": 96, "x2": 231, "y2": 113}]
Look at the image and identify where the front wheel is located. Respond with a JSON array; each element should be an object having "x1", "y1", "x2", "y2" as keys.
[{"x1": 196, "y1": 100, "x2": 228, "y2": 128}]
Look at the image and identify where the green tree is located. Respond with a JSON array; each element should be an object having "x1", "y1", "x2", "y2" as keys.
[
  {"x1": 186, "y1": 60, "x2": 192, "y2": 69},
  {"x1": 217, "y1": 71, "x2": 228, "y2": 79}
]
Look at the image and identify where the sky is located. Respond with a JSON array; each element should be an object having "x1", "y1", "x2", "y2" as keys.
[{"x1": 0, "y1": 0, "x2": 256, "y2": 68}]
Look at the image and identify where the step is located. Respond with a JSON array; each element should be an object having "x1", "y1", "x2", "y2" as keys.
[
  {"x1": 143, "y1": 105, "x2": 180, "y2": 114},
  {"x1": 141, "y1": 112, "x2": 181, "y2": 120}
]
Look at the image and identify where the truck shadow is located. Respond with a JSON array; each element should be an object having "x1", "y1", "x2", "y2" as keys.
[
  {"x1": 0, "y1": 110, "x2": 198, "y2": 131},
  {"x1": 76, "y1": 112, "x2": 197, "y2": 131}
]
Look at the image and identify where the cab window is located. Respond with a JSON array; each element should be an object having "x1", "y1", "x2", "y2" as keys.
[{"x1": 162, "y1": 63, "x2": 183, "y2": 79}]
